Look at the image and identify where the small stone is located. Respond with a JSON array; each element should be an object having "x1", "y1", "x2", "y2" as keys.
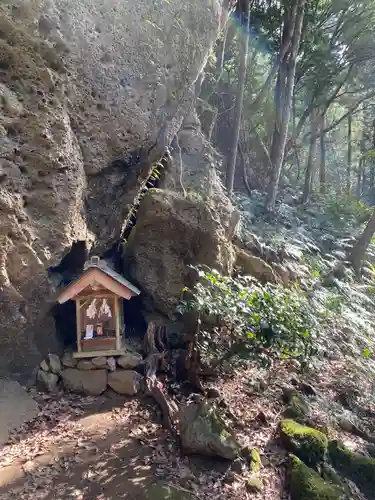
[
  {"x1": 61, "y1": 352, "x2": 77, "y2": 368},
  {"x1": 338, "y1": 417, "x2": 353, "y2": 433},
  {"x1": 91, "y1": 356, "x2": 107, "y2": 368},
  {"x1": 37, "y1": 369, "x2": 59, "y2": 393},
  {"x1": 246, "y1": 477, "x2": 263, "y2": 493},
  {"x1": 107, "y1": 370, "x2": 143, "y2": 395},
  {"x1": 117, "y1": 353, "x2": 142, "y2": 369},
  {"x1": 107, "y1": 357, "x2": 116, "y2": 372},
  {"x1": 77, "y1": 360, "x2": 94, "y2": 370},
  {"x1": 206, "y1": 387, "x2": 221, "y2": 399},
  {"x1": 47, "y1": 353, "x2": 61, "y2": 374},
  {"x1": 62, "y1": 369, "x2": 107, "y2": 395},
  {"x1": 223, "y1": 471, "x2": 235, "y2": 484},
  {"x1": 40, "y1": 360, "x2": 49, "y2": 372}
]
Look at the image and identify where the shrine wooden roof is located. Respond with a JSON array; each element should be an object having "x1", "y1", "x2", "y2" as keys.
[{"x1": 56, "y1": 257, "x2": 140, "y2": 304}]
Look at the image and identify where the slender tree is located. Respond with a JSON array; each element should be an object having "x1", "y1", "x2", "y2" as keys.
[
  {"x1": 266, "y1": 0, "x2": 306, "y2": 210},
  {"x1": 226, "y1": 0, "x2": 250, "y2": 197},
  {"x1": 349, "y1": 209, "x2": 375, "y2": 275},
  {"x1": 347, "y1": 112, "x2": 352, "y2": 195},
  {"x1": 302, "y1": 113, "x2": 318, "y2": 203},
  {"x1": 319, "y1": 113, "x2": 326, "y2": 194}
]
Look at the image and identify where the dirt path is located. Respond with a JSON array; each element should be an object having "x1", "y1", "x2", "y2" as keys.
[{"x1": 0, "y1": 393, "x2": 169, "y2": 500}]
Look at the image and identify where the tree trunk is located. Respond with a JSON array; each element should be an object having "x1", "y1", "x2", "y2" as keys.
[
  {"x1": 225, "y1": 0, "x2": 250, "y2": 197},
  {"x1": 348, "y1": 208, "x2": 375, "y2": 275},
  {"x1": 266, "y1": 0, "x2": 306, "y2": 210},
  {"x1": 347, "y1": 112, "x2": 352, "y2": 195},
  {"x1": 319, "y1": 113, "x2": 326, "y2": 194},
  {"x1": 302, "y1": 114, "x2": 318, "y2": 203},
  {"x1": 370, "y1": 119, "x2": 375, "y2": 192},
  {"x1": 356, "y1": 131, "x2": 365, "y2": 199}
]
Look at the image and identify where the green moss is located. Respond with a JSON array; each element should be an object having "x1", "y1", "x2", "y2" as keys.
[
  {"x1": 289, "y1": 455, "x2": 344, "y2": 500},
  {"x1": 283, "y1": 389, "x2": 309, "y2": 420},
  {"x1": 249, "y1": 448, "x2": 262, "y2": 473},
  {"x1": 328, "y1": 440, "x2": 375, "y2": 497},
  {"x1": 280, "y1": 419, "x2": 328, "y2": 465},
  {"x1": 246, "y1": 477, "x2": 263, "y2": 493}
]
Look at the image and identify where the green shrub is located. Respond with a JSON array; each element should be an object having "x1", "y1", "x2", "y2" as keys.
[
  {"x1": 324, "y1": 196, "x2": 371, "y2": 226},
  {"x1": 178, "y1": 267, "x2": 318, "y2": 365}
]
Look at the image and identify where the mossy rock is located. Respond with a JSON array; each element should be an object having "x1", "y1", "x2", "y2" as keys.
[
  {"x1": 145, "y1": 482, "x2": 192, "y2": 500},
  {"x1": 249, "y1": 448, "x2": 262, "y2": 473},
  {"x1": 280, "y1": 419, "x2": 328, "y2": 466},
  {"x1": 328, "y1": 440, "x2": 375, "y2": 497},
  {"x1": 246, "y1": 477, "x2": 263, "y2": 493},
  {"x1": 283, "y1": 388, "x2": 309, "y2": 420},
  {"x1": 241, "y1": 446, "x2": 262, "y2": 473},
  {"x1": 289, "y1": 455, "x2": 345, "y2": 500}
]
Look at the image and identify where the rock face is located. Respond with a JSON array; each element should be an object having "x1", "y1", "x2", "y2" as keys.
[
  {"x1": 61, "y1": 368, "x2": 107, "y2": 395},
  {"x1": 0, "y1": 0, "x2": 225, "y2": 380},
  {"x1": 179, "y1": 402, "x2": 239, "y2": 460},
  {"x1": 0, "y1": 379, "x2": 39, "y2": 445},
  {"x1": 125, "y1": 189, "x2": 236, "y2": 316},
  {"x1": 107, "y1": 370, "x2": 143, "y2": 395}
]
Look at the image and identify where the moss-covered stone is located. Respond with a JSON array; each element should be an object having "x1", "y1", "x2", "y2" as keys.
[
  {"x1": 289, "y1": 455, "x2": 344, "y2": 500},
  {"x1": 280, "y1": 419, "x2": 328, "y2": 465},
  {"x1": 249, "y1": 448, "x2": 262, "y2": 473},
  {"x1": 283, "y1": 389, "x2": 309, "y2": 420},
  {"x1": 328, "y1": 440, "x2": 375, "y2": 497},
  {"x1": 246, "y1": 477, "x2": 263, "y2": 493}
]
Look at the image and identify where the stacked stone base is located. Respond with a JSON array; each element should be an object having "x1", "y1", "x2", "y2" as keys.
[{"x1": 37, "y1": 352, "x2": 144, "y2": 396}]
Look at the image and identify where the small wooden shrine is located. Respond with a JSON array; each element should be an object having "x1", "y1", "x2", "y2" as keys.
[{"x1": 56, "y1": 256, "x2": 140, "y2": 359}]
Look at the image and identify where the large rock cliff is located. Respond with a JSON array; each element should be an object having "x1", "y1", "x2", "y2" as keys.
[{"x1": 0, "y1": 0, "x2": 233, "y2": 381}]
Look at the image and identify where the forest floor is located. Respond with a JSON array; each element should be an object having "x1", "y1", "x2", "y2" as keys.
[
  {"x1": 1, "y1": 193, "x2": 375, "y2": 499},
  {"x1": 0, "y1": 353, "x2": 374, "y2": 500}
]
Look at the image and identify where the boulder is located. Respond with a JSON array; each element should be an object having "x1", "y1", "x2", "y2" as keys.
[
  {"x1": 61, "y1": 369, "x2": 107, "y2": 395},
  {"x1": 280, "y1": 419, "x2": 328, "y2": 466},
  {"x1": 124, "y1": 190, "x2": 236, "y2": 317},
  {"x1": 234, "y1": 247, "x2": 278, "y2": 283},
  {"x1": 37, "y1": 369, "x2": 59, "y2": 393},
  {"x1": 179, "y1": 402, "x2": 239, "y2": 460},
  {"x1": 91, "y1": 356, "x2": 107, "y2": 368},
  {"x1": 117, "y1": 353, "x2": 142, "y2": 370},
  {"x1": 61, "y1": 352, "x2": 77, "y2": 368},
  {"x1": 77, "y1": 360, "x2": 95, "y2": 371},
  {"x1": 47, "y1": 353, "x2": 61, "y2": 374},
  {"x1": 107, "y1": 370, "x2": 142, "y2": 395},
  {"x1": 289, "y1": 455, "x2": 344, "y2": 500},
  {"x1": 328, "y1": 440, "x2": 375, "y2": 497},
  {"x1": 0, "y1": 0, "x2": 226, "y2": 381},
  {"x1": 0, "y1": 379, "x2": 39, "y2": 445}
]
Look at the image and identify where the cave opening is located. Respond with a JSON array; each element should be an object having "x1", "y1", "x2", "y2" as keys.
[
  {"x1": 48, "y1": 151, "x2": 169, "y2": 349},
  {"x1": 49, "y1": 241, "x2": 88, "y2": 348}
]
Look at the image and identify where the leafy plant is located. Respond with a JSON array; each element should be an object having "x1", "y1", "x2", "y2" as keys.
[
  {"x1": 324, "y1": 196, "x2": 372, "y2": 226},
  {"x1": 178, "y1": 267, "x2": 319, "y2": 366}
]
